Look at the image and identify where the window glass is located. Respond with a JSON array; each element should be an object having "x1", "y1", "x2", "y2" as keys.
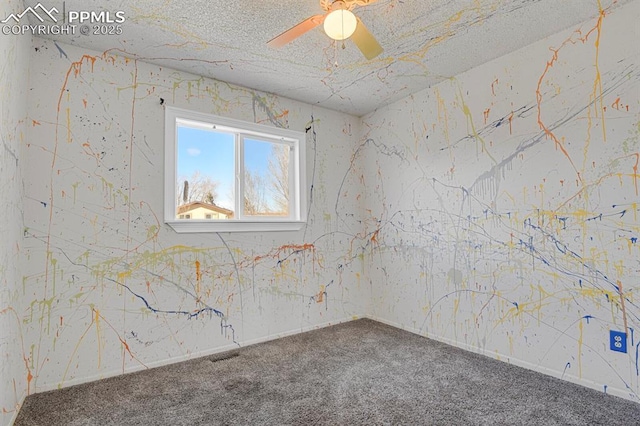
[
  {"x1": 176, "y1": 125, "x2": 235, "y2": 220},
  {"x1": 243, "y1": 138, "x2": 290, "y2": 218}
]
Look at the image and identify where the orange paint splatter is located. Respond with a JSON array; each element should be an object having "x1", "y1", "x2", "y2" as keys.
[
  {"x1": 195, "y1": 260, "x2": 202, "y2": 294},
  {"x1": 483, "y1": 108, "x2": 490, "y2": 124},
  {"x1": 491, "y1": 78, "x2": 499, "y2": 96},
  {"x1": 251, "y1": 243, "x2": 317, "y2": 269},
  {"x1": 535, "y1": 13, "x2": 608, "y2": 183},
  {"x1": 119, "y1": 338, "x2": 133, "y2": 358},
  {"x1": 195, "y1": 260, "x2": 202, "y2": 279},
  {"x1": 31, "y1": 120, "x2": 40, "y2": 126},
  {"x1": 1, "y1": 308, "x2": 32, "y2": 394},
  {"x1": 591, "y1": 8, "x2": 607, "y2": 141},
  {"x1": 93, "y1": 309, "x2": 147, "y2": 369},
  {"x1": 280, "y1": 243, "x2": 314, "y2": 252},
  {"x1": 258, "y1": 109, "x2": 289, "y2": 125},
  {"x1": 537, "y1": 73, "x2": 578, "y2": 175},
  {"x1": 43, "y1": 53, "x2": 107, "y2": 334},
  {"x1": 26, "y1": 370, "x2": 33, "y2": 389},
  {"x1": 508, "y1": 112, "x2": 514, "y2": 135},
  {"x1": 611, "y1": 97, "x2": 621, "y2": 110},
  {"x1": 70, "y1": 55, "x2": 97, "y2": 78}
]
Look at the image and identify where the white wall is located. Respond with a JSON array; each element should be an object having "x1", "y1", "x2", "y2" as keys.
[
  {"x1": 0, "y1": 1, "x2": 30, "y2": 425},
  {"x1": 22, "y1": 39, "x2": 368, "y2": 393},
  {"x1": 363, "y1": 1, "x2": 639, "y2": 401}
]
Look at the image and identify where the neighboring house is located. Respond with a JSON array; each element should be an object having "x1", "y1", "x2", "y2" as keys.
[{"x1": 177, "y1": 201, "x2": 234, "y2": 220}]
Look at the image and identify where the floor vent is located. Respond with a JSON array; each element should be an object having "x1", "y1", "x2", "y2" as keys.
[{"x1": 208, "y1": 351, "x2": 240, "y2": 363}]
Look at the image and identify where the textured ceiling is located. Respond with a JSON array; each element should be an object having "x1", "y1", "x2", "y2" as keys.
[{"x1": 22, "y1": 0, "x2": 633, "y2": 116}]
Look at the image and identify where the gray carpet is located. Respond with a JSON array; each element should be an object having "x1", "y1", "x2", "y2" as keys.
[{"x1": 15, "y1": 319, "x2": 640, "y2": 425}]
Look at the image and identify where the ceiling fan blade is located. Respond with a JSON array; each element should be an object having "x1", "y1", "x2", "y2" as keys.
[
  {"x1": 267, "y1": 14, "x2": 325, "y2": 48},
  {"x1": 352, "y1": 0, "x2": 380, "y2": 6},
  {"x1": 351, "y1": 17, "x2": 383, "y2": 60}
]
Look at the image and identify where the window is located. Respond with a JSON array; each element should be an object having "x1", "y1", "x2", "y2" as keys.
[{"x1": 164, "y1": 106, "x2": 307, "y2": 233}]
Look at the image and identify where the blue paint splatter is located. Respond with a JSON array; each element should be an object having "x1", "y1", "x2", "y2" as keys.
[
  {"x1": 107, "y1": 277, "x2": 226, "y2": 320},
  {"x1": 588, "y1": 213, "x2": 602, "y2": 221},
  {"x1": 557, "y1": 216, "x2": 568, "y2": 229},
  {"x1": 54, "y1": 41, "x2": 68, "y2": 59},
  {"x1": 583, "y1": 315, "x2": 594, "y2": 324}
]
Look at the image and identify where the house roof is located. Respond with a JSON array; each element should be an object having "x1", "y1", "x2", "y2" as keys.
[{"x1": 177, "y1": 202, "x2": 234, "y2": 216}]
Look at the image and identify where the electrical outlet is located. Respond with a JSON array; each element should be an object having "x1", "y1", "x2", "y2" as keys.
[{"x1": 610, "y1": 330, "x2": 627, "y2": 353}]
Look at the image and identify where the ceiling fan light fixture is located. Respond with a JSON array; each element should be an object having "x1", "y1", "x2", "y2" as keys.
[{"x1": 323, "y1": 9, "x2": 357, "y2": 40}]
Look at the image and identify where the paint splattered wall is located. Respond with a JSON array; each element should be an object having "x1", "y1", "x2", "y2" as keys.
[
  {"x1": 363, "y1": 1, "x2": 639, "y2": 400},
  {"x1": 22, "y1": 39, "x2": 368, "y2": 396},
  {"x1": 0, "y1": 0, "x2": 30, "y2": 423}
]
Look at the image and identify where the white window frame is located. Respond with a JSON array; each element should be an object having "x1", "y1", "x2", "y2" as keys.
[{"x1": 164, "y1": 106, "x2": 307, "y2": 233}]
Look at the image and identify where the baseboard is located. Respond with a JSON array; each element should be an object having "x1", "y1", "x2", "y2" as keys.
[
  {"x1": 365, "y1": 315, "x2": 638, "y2": 403},
  {"x1": 33, "y1": 314, "x2": 363, "y2": 394},
  {"x1": 28, "y1": 313, "x2": 638, "y2": 405},
  {"x1": 6, "y1": 389, "x2": 26, "y2": 426}
]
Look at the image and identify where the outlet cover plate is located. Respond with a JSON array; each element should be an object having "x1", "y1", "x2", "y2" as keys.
[{"x1": 610, "y1": 330, "x2": 627, "y2": 353}]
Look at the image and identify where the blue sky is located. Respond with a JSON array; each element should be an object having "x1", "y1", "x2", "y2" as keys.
[
  {"x1": 177, "y1": 126, "x2": 273, "y2": 210},
  {"x1": 244, "y1": 138, "x2": 272, "y2": 176}
]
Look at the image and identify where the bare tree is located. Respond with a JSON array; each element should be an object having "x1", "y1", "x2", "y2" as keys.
[
  {"x1": 242, "y1": 144, "x2": 290, "y2": 216},
  {"x1": 268, "y1": 144, "x2": 290, "y2": 215},
  {"x1": 243, "y1": 169, "x2": 268, "y2": 215},
  {"x1": 177, "y1": 171, "x2": 219, "y2": 205},
  {"x1": 204, "y1": 191, "x2": 215, "y2": 204}
]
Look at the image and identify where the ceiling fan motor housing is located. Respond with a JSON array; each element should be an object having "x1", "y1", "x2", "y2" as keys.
[{"x1": 268, "y1": 0, "x2": 382, "y2": 60}]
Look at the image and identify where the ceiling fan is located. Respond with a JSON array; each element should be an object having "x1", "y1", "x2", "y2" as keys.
[{"x1": 267, "y1": 0, "x2": 383, "y2": 60}]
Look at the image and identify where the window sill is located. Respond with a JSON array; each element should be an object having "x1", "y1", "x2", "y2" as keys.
[{"x1": 166, "y1": 220, "x2": 306, "y2": 233}]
